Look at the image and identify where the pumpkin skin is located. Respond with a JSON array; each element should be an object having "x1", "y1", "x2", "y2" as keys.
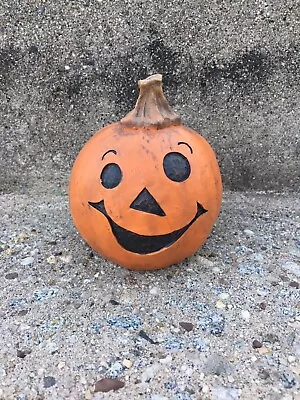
[{"x1": 69, "y1": 75, "x2": 222, "y2": 270}]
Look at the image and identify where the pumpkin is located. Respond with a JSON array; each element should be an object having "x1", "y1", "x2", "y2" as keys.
[{"x1": 69, "y1": 74, "x2": 222, "y2": 270}]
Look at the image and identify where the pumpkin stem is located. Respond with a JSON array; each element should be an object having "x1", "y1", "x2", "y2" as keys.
[{"x1": 120, "y1": 74, "x2": 181, "y2": 128}]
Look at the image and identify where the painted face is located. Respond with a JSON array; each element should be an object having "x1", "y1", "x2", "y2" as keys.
[{"x1": 69, "y1": 123, "x2": 222, "y2": 270}]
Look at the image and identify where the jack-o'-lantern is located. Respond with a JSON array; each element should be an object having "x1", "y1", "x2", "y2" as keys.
[{"x1": 69, "y1": 74, "x2": 222, "y2": 270}]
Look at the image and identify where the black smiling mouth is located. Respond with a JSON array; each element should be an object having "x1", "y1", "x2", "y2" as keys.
[{"x1": 88, "y1": 200, "x2": 207, "y2": 255}]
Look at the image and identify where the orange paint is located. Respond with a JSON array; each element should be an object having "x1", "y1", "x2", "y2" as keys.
[{"x1": 69, "y1": 74, "x2": 222, "y2": 270}]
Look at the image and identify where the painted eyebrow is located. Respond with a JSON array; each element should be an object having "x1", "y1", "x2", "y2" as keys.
[
  {"x1": 178, "y1": 141, "x2": 193, "y2": 154},
  {"x1": 101, "y1": 149, "x2": 117, "y2": 160}
]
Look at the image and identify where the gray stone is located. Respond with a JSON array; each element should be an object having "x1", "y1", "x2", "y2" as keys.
[
  {"x1": 211, "y1": 387, "x2": 239, "y2": 400},
  {"x1": 20, "y1": 257, "x2": 34, "y2": 266},
  {"x1": 107, "y1": 315, "x2": 142, "y2": 330},
  {"x1": 43, "y1": 376, "x2": 56, "y2": 388},
  {"x1": 282, "y1": 261, "x2": 300, "y2": 277},
  {"x1": 203, "y1": 355, "x2": 234, "y2": 376}
]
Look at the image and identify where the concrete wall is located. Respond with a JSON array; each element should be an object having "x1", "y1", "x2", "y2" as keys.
[{"x1": 1, "y1": 0, "x2": 299, "y2": 193}]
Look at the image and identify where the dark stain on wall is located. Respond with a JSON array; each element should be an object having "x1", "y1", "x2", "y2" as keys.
[
  {"x1": 0, "y1": 47, "x2": 21, "y2": 89},
  {"x1": 147, "y1": 24, "x2": 182, "y2": 91},
  {"x1": 97, "y1": 26, "x2": 277, "y2": 114},
  {"x1": 100, "y1": 53, "x2": 149, "y2": 110},
  {"x1": 195, "y1": 49, "x2": 273, "y2": 94},
  {"x1": 97, "y1": 24, "x2": 183, "y2": 111},
  {"x1": 45, "y1": 21, "x2": 298, "y2": 120}
]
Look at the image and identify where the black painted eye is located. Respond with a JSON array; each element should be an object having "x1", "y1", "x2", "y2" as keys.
[
  {"x1": 163, "y1": 152, "x2": 191, "y2": 182},
  {"x1": 100, "y1": 163, "x2": 122, "y2": 189}
]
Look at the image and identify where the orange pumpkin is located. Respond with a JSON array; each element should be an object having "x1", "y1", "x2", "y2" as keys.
[{"x1": 69, "y1": 74, "x2": 222, "y2": 270}]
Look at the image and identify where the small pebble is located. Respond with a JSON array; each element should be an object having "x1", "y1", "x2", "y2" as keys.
[
  {"x1": 263, "y1": 333, "x2": 279, "y2": 343},
  {"x1": 216, "y1": 300, "x2": 226, "y2": 309},
  {"x1": 280, "y1": 372, "x2": 296, "y2": 389},
  {"x1": 5, "y1": 272, "x2": 18, "y2": 280},
  {"x1": 33, "y1": 287, "x2": 58, "y2": 301},
  {"x1": 17, "y1": 349, "x2": 29, "y2": 359},
  {"x1": 198, "y1": 311, "x2": 225, "y2": 335},
  {"x1": 106, "y1": 362, "x2": 124, "y2": 378},
  {"x1": 109, "y1": 299, "x2": 120, "y2": 305},
  {"x1": 47, "y1": 239, "x2": 57, "y2": 245},
  {"x1": 259, "y1": 302, "x2": 267, "y2": 310},
  {"x1": 107, "y1": 315, "x2": 142, "y2": 330},
  {"x1": 241, "y1": 310, "x2": 250, "y2": 321},
  {"x1": 91, "y1": 323, "x2": 101, "y2": 333},
  {"x1": 94, "y1": 378, "x2": 125, "y2": 392},
  {"x1": 179, "y1": 322, "x2": 194, "y2": 332},
  {"x1": 46, "y1": 255, "x2": 56, "y2": 264},
  {"x1": 287, "y1": 355, "x2": 296, "y2": 363},
  {"x1": 43, "y1": 376, "x2": 56, "y2": 388},
  {"x1": 21, "y1": 257, "x2": 34, "y2": 266},
  {"x1": 85, "y1": 390, "x2": 93, "y2": 400},
  {"x1": 258, "y1": 347, "x2": 271, "y2": 355},
  {"x1": 18, "y1": 232, "x2": 29, "y2": 241},
  {"x1": 37, "y1": 5, "x2": 45, "y2": 14},
  {"x1": 251, "y1": 253, "x2": 264, "y2": 262},
  {"x1": 138, "y1": 330, "x2": 157, "y2": 344},
  {"x1": 202, "y1": 384, "x2": 209, "y2": 393},
  {"x1": 281, "y1": 395, "x2": 294, "y2": 400},
  {"x1": 159, "y1": 355, "x2": 173, "y2": 364},
  {"x1": 238, "y1": 262, "x2": 264, "y2": 275},
  {"x1": 45, "y1": 342, "x2": 59, "y2": 354},
  {"x1": 244, "y1": 229, "x2": 255, "y2": 237},
  {"x1": 203, "y1": 355, "x2": 233, "y2": 376},
  {"x1": 164, "y1": 335, "x2": 183, "y2": 350},
  {"x1": 60, "y1": 255, "x2": 72, "y2": 263},
  {"x1": 192, "y1": 338, "x2": 208, "y2": 352},
  {"x1": 291, "y1": 367, "x2": 300, "y2": 375},
  {"x1": 197, "y1": 256, "x2": 214, "y2": 267},
  {"x1": 164, "y1": 381, "x2": 177, "y2": 390},
  {"x1": 18, "y1": 310, "x2": 28, "y2": 316},
  {"x1": 252, "y1": 340, "x2": 263, "y2": 349},
  {"x1": 122, "y1": 359, "x2": 132, "y2": 369},
  {"x1": 289, "y1": 281, "x2": 299, "y2": 288},
  {"x1": 282, "y1": 261, "x2": 300, "y2": 277},
  {"x1": 141, "y1": 364, "x2": 161, "y2": 383},
  {"x1": 219, "y1": 292, "x2": 230, "y2": 300},
  {"x1": 258, "y1": 368, "x2": 270, "y2": 379},
  {"x1": 211, "y1": 386, "x2": 239, "y2": 400},
  {"x1": 150, "y1": 286, "x2": 159, "y2": 295}
]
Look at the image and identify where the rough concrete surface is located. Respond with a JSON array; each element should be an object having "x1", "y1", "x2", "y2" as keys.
[
  {"x1": 0, "y1": 0, "x2": 299, "y2": 192},
  {"x1": 1, "y1": 190, "x2": 300, "y2": 399}
]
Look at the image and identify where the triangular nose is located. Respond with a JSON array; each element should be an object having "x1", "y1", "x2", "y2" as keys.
[{"x1": 130, "y1": 188, "x2": 166, "y2": 216}]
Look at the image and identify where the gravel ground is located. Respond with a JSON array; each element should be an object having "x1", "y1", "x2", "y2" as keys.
[{"x1": 1, "y1": 190, "x2": 300, "y2": 400}]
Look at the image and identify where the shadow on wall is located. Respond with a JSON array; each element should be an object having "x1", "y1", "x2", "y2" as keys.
[{"x1": 98, "y1": 24, "x2": 299, "y2": 112}]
